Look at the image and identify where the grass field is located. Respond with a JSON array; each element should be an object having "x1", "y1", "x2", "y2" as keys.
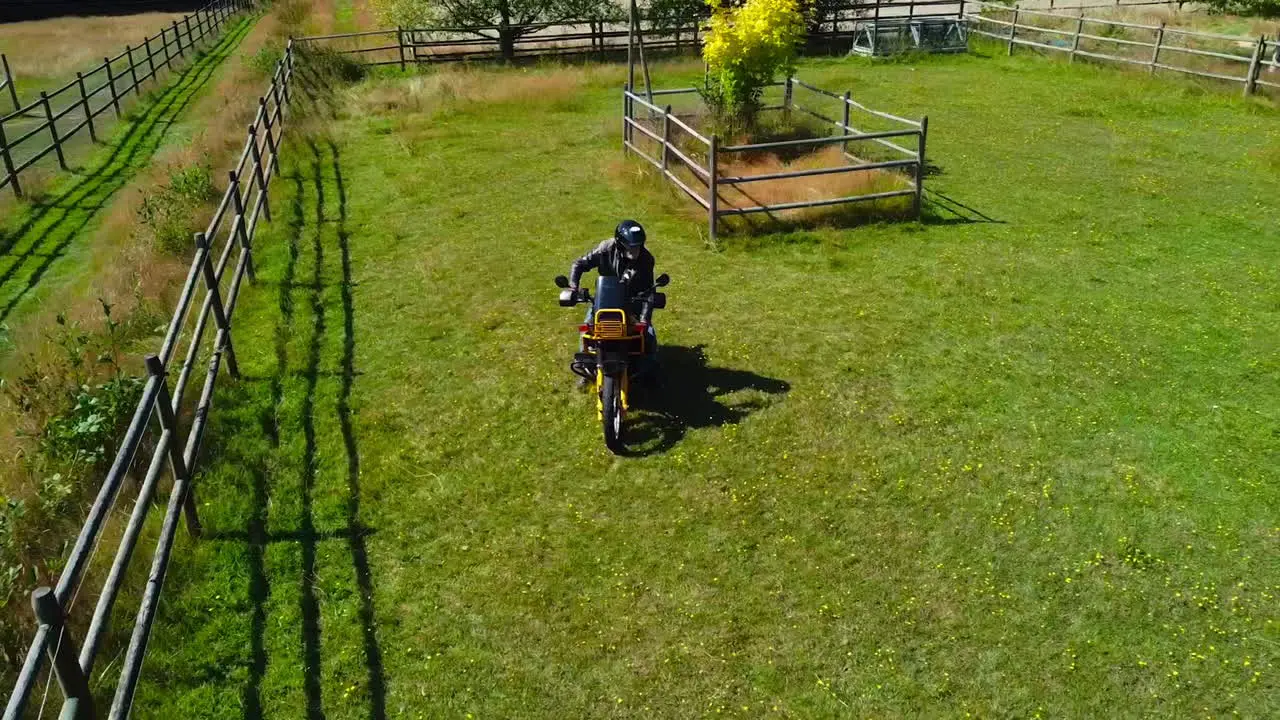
[
  {"x1": 0, "y1": 16, "x2": 256, "y2": 339},
  {"x1": 126, "y1": 50, "x2": 1280, "y2": 718},
  {"x1": 0, "y1": 11, "x2": 188, "y2": 100}
]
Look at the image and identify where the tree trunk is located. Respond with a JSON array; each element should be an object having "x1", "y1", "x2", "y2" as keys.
[{"x1": 499, "y1": 1, "x2": 515, "y2": 62}]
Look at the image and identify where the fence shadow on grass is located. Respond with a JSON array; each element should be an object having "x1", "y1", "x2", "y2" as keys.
[
  {"x1": 922, "y1": 188, "x2": 1003, "y2": 225},
  {"x1": 623, "y1": 344, "x2": 790, "y2": 457},
  {"x1": 209, "y1": 137, "x2": 385, "y2": 720},
  {"x1": 0, "y1": 18, "x2": 252, "y2": 323}
]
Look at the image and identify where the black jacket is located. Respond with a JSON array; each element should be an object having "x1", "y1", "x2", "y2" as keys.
[{"x1": 569, "y1": 240, "x2": 655, "y2": 294}]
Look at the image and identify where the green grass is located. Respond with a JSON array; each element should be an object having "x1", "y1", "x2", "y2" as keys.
[
  {"x1": 0, "y1": 16, "x2": 255, "y2": 346},
  {"x1": 133, "y1": 51, "x2": 1278, "y2": 718}
]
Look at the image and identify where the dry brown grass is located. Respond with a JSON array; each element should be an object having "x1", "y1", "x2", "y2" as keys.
[
  {"x1": 355, "y1": 64, "x2": 613, "y2": 116},
  {"x1": 714, "y1": 146, "x2": 913, "y2": 229},
  {"x1": 0, "y1": 12, "x2": 188, "y2": 83}
]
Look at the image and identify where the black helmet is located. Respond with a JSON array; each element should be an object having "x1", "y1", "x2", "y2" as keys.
[{"x1": 614, "y1": 220, "x2": 646, "y2": 249}]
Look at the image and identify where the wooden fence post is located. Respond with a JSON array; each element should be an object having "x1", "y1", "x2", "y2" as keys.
[
  {"x1": 144, "y1": 36, "x2": 157, "y2": 82},
  {"x1": 185, "y1": 15, "x2": 194, "y2": 50},
  {"x1": 1008, "y1": 7, "x2": 1019, "y2": 56},
  {"x1": 76, "y1": 71, "x2": 97, "y2": 143},
  {"x1": 228, "y1": 170, "x2": 255, "y2": 282},
  {"x1": 105, "y1": 57, "x2": 121, "y2": 117},
  {"x1": 841, "y1": 90, "x2": 852, "y2": 155},
  {"x1": 258, "y1": 97, "x2": 280, "y2": 175},
  {"x1": 173, "y1": 21, "x2": 185, "y2": 59},
  {"x1": 708, "y1": 134, "x2": 719, "y2": 242},
  {"x1": 127, "y1": 45, "x2": 141, "y2": 96},
  {"x1": 247, "y1": 124, "x2": 271, "y2": 221},
  {"x1": 1070, "y1": 14, "x2": 1083, "y2": 63},
  {"x1": 398, "y1": 27, "x2": 407, "y2": 70},
  {"x1": 194, "y1": 233, "x2": 241, "y2": 380},
  {"x1": 1244, "y1": 35, "x2": 1266, "y2": 96},
  {"x1": 914, "y1": 116, "x2": 928, "y2": 219},
  {"x1": 0, "y1": 121, "x2": 21, "y2": 198},
  {"x1": 1150, "y1": 22, "x2": 1164, "y2": 75},
  {"x1": 33, "y1": 590, "x2": 97, "y2": 718},
  {"x1": 161, "y1": 27, "x2": 173, "y2": 70},
  {"x1": 1, "y1": 54, "x2": 18, "y2": 113},
  {"x1": 41, "y1": 92, "x2": 68, "y2": 171}
]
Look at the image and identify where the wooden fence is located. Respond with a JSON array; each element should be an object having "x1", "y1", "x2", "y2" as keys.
[
  {"x1": 1, "y1": 37, "x2": 296, "y2": 720},
  {"x1": 965, "y1": 1, "x2": 1278, "y2": 96},
  {"x1": 0, "y1": 0, "x2": 254, "y2": 200},
  {"x1": 301, "y1": 2, "x2": 968, "y2": 67},
  {"x1": 0, "y1": 55, "x2": 18, "y2": 115},
  {"x1": 622, "y1": 78, "x2": 927, "y2": 240}
]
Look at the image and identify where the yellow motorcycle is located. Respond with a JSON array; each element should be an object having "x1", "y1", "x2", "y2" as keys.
[{"x1": 556, "y1": 272, "x2": 669, "y2": 454}]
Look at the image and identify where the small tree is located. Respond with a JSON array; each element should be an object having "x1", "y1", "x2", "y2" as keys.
[
  {"x1": 702, "y1": 0, "x2": 804, "y2": 126},
  {"x1": 1199, "y1": 0, "x2": 1279, "y2": 16},
  {"x1": 376, "y1": 0, "x2": 616, "y2": 61}
]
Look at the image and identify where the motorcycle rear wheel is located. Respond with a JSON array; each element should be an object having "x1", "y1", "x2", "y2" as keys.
[{"x1": 601, "y1": 373, "x2": 625, "y2": 455}]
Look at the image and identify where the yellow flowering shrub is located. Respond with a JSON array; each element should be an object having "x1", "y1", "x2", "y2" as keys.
[{"x1": 702, "y1": 0, "x2": 805, "y2": 122}]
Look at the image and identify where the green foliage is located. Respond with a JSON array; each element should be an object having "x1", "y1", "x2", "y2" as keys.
[
  {"x1": 1200, "y1": 0, "x2": 1280, "y2": 17},
  {"x1": 136, "y1": 162, "x2": 217, "y2": 253},
  {"x1": 702, "y1": 0, "x2": 805, "y2": 125},
  {"x1": 373, "y1": 0, "x2": 617, "y2": 59}
]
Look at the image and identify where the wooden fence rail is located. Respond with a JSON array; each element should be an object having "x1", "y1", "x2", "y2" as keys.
[
  {"x1": 964, "y1": 1, "x2": 1273, "y2": 96},
  {"x1": 1, "y1": 37, "x2": 296, "y2": 720},
  {"x1": 0, "y1": 0, "x2": 254, "y2": 200}
]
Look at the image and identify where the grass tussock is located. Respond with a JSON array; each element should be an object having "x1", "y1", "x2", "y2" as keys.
[{"x1": 715, "y1": 146, "x2": 914, "y2": 232}]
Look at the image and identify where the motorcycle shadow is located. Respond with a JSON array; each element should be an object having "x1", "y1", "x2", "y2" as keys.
[{"x1": 622, "y1": 344, "x2": 790, "y2": 458}]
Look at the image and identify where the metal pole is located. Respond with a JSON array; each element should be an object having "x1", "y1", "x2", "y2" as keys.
[
  {"x1": 41, "y1": 92, "x2": 68, "y2": 171},
  {"x1": 32, "y1": 589, "x2": 95, "y2": 718},
  {"x1": 914, "y1": 116, "x2": 928, "y2": 220},
  {"x1": 622, "y1": 84, "x2": 630, "y2": 154},
  {"x1": 708, "y1": 134, "x2": 719, "y2": 242},
  {"x1": 0, "y1": 116, "x2": 22, "y2": 198},
  {"x1": 627, "y1": 0, "x2": 636, "y2": 92},
  {"x1": 841, "y1": 91, "x2": 851, "y2": 155},
  {"x1": 104, "y1": 57, "x2": 121, "y2": 117}
]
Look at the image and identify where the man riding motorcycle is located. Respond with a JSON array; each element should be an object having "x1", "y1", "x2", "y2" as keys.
[{"x1": 568, "y1": 219, "x2": 660, "y2": 377}]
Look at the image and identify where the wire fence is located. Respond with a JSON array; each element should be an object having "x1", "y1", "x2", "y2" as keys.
[
  {"x1": 965, "y1": 1, "x2": 1278, "y2": 95},
  {"x1": 0, "y1": 0, "x2": 254, "y2": 200},
  {"x1": 1, "y1": 35, "x2": 296, "y2": 720}
]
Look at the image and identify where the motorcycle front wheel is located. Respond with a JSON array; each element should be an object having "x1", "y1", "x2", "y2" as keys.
[{"x1": 601, "y1": 373, "x2": 625, "y2": 455}]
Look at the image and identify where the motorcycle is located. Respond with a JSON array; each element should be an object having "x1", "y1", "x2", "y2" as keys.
[{"x1": 555, "y1": 272, "x2": 670, "y2": 454}]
